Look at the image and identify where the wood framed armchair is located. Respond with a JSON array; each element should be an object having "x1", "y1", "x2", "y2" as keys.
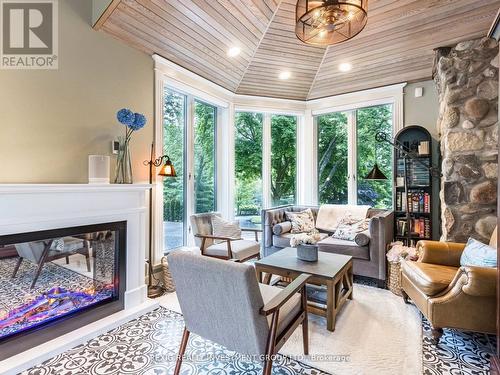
[
  {"x1": 190, "y1": 212, "x2": 261, "y2": 262},
  {"x1": 401, "y1": 228, "x2": 497, "y2": 344},
  {"x1": 168, "y1": 251, "x2": 310, "y2": 375}
]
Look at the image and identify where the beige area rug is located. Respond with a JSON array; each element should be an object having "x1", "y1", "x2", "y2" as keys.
[
  {"x1": 281, "y1": 284, "x2": 422, "y2": 375},
  {"x1": 158, "y1": 284, "x2": 422, "y2": 375}
]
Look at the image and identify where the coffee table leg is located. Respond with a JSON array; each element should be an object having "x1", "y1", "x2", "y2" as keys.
[
  {"x1": 348, "y1": 263, "x2": 354, "y2": 300},
  {"x1": 326, "y1": 279, "x2": 336, "y2": 332},
  {"x1": 255, "y1": 267, "x2": 262, "y2": 283},
  {"x1": 263, "y1": 273, "x2": 272, "y2": 285}
]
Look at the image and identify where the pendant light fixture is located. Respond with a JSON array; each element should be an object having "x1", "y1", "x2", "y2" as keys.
[{"x1": 295, "y1": 0, "x2": 368, "y2": 46}]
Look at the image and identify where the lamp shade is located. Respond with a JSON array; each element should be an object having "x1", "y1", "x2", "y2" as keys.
[
  {"x1": 295, "y1": 0, "x2": 368, "y2": 46},
  {"x1": 158, "y1": 159, "x2": 176, "y2": 177},
  {"x1": 364, "y1": 163, "x2": 387, "y2": 180}
]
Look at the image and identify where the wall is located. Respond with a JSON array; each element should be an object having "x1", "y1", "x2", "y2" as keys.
[
  {"x1": 0, "y1": 0, "x2": 154, "y2": 184},
  {"x1": 404, "y1": 80, "x2": 439, "y2": 137},
  {"x1": 435, "y1": 37, "x2": 498, "y2": 243}
]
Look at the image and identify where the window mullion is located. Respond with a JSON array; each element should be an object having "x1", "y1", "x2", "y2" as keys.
[
  {"x1": 347, "y1": 111, "x2": 357, "y2": 205},
  {"x1": 262, "y1": 113, "x2": 272, "y2": 209}
]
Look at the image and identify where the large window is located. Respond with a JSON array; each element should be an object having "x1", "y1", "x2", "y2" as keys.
[
  {"x1": 163, "y1": 89, "x2": 186, "y2": 251},
  {"x1": 356, "y1": 105, "x2": 393, "y2": 208},
  {"x1": 194, "y1": 101, "x2": 216, "y2": 213},
  {"x1": 271, "y1": 115, "x2": 297, "y2": 206},
  {"x1": 317, "y1": 112, "x2": 349, "y2": 204},
  {"x1": 316, "y1": 105, "x2": 393, "y2": 209},
  {"x1": 234, "y1": 112, "x2": 263, "y2": 229}
]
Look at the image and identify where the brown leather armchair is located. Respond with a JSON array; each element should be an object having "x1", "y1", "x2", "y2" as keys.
[{"x1": 401, "y1": 228, "x2": 497, "y2": 344}]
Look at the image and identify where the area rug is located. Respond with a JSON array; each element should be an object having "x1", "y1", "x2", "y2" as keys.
[
  {"x1": 22, "y1": 307, "x2": 329, "y2": 375},
  {"x1": 280, "y1": 284, "x2": 422, "y2": 375}
]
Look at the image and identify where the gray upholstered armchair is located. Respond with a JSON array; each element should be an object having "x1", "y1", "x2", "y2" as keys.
[
  {"x1": 262, "y1": 205, "x2": 394, "y2": 286},
  {"x1": 190, "y1": 212, "x2": 261, "y2": 261},
  {"x1": 168, "y1": 251, "x2": 310, "y2": 375}
]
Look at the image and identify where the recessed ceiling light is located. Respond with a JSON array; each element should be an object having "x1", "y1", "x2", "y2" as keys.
[
  {"x1": 227, "y1": 46, "x2": 241, "y2": 57},
  {"x1": 339, "y1": 62, "x2": 352, "y2": 72},
  {"x1": 279, "y1": 71, "x2": 291, "y2": 80}
]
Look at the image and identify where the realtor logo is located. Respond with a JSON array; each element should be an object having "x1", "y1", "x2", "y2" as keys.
[{"x1": 1, "y1": 0, "x2": 58, "y2": 69}]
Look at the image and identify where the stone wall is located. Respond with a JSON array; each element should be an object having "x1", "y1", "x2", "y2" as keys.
[{"x1": 434, "y1": 38, "x2": 498, "y2": 243}]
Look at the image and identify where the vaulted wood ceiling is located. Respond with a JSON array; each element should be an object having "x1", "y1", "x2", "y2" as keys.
[{"x1": 95, "y1": 0, "x2": 499, "y2": 100}]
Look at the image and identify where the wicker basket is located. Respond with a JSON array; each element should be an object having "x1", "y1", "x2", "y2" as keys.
[
  {"x1": 161, "y1": 256, "x2": 175, "y2": 293},
  {"x1": 387, "y1": 261, "x2": 402, "y2": 296}
]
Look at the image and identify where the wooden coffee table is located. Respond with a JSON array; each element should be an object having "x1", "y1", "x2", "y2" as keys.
[{"x1": 255, "y1": 247, "x2": 353, "y2": 332}]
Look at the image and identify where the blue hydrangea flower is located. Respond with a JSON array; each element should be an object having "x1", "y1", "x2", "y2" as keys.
[
  {"x1": 129, "y1": 113, "x2": 146, "y2": 131},
  {"x1": 116, "y1": 108, "x2": 135, "y2": 126}
]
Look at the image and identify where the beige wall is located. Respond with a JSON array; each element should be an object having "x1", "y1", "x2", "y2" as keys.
[
  {"x1": 0, "y1": 0, "x2": 154, "y2": 183},
  {"x1": 404, "y1": 80, "x2": 439, "y2": 138}
]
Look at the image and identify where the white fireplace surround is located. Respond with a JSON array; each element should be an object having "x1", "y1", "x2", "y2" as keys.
[{"x1": 0, "y1": 184, "x2": 158, "y2": 374}]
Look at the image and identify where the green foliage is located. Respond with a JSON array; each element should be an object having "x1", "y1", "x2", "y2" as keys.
[
  {"x1": 356, "y1": 105, "x2": 393, "y2": 209},
  {"x1": 235, "y1": 112, "x2": 263, "y2": 214},
  {"x1": 193, "y1": 101, "x2": 216, "y2": 214},
  {"x1": 318, "y1": 112, "x2": 349, "y2": 204},
  {"x1": 163, "y1": 90, "x2": 185, "y2": 222},
  {"x1": 271, "y1": 115, "x2": 297, "y2": 206}
]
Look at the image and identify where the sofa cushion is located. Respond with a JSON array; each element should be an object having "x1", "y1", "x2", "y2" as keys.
[
  {"x1": 401, "y1": 261, "x2": 458, "y2": 296},
  {"x1": 317, "y1": 237, "x2": 369, "y2": 260},
  {"x1": 205, "y1": 240, "x2": 259, "y2": 260}
]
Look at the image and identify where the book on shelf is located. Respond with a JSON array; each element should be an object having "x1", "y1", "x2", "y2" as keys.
[
  {"x1": 395, "y1": 190, "x2": 430, "y2": 213},
  {"x1": 396, "y1": 217, "x2": 431, "y2": 238}
]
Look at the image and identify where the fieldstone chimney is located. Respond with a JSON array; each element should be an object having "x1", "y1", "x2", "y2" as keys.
[{"x1": 434, "y1": 38, "x2": 498, "y2": 243}]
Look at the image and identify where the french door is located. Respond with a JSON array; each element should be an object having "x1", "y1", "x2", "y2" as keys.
[{"x1": 162, "y1": 87, "x2": 217, "y2": 253}]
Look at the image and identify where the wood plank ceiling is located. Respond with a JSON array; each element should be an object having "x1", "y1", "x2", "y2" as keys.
[{"x1": 95, "y1": 0, "x2": 500, "y2": 100}]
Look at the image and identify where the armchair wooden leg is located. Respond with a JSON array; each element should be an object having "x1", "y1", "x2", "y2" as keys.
[
  {"x1": 174, "y1": 328, "x2": 190, "y2": 375},
  {"x1": 263, "y1": 312, "x2": 279, "y2": 375},
  {"x1": 301, "y1": 288, "x2": 309, "y2": 355},
  {"x1": 431, "y1": 327, "x2": 443, "y2": 345}
]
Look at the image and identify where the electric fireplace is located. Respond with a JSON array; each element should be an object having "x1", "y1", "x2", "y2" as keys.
[{"x1": 0, "y1": 221, "x2": 126, "y2": 360}]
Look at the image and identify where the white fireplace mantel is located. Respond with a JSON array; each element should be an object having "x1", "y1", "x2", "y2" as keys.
[{"x1": 0, "y1": 184, "x2": 158, "y2": 374}]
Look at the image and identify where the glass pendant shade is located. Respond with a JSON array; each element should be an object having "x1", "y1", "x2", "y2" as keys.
[
  {"x1": 364, "y1": 163, "x2": 387, "y2": 180},
  {"x1": 158, "y1": 160, "x2": 176, "y2": 177},
  {"x1": 296, "y1": 0, "x2": 368, "y2": 46}
]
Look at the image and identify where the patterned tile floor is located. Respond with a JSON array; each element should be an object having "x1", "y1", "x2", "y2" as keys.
[
  {"x1": 21, "y1": 279, "x2": 497, "y2": 375},
  {"x1": 22, "y1": 308, "x2": 328, "y2": 375}
]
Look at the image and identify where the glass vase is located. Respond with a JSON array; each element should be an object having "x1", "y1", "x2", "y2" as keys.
[{"x1": 114, "y1": 137, "x2": 133, "y2": 184}]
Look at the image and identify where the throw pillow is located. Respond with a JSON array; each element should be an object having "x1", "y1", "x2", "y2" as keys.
[
  {"x1": 285, "y1": 208, "x2": 315, "y2": 234},
  {"x1": 211, "y1": 216, "x2": 241, "y2": 244},
  {"x1": 273, "y1": 221, "x2": 292, "y2": 235},
  {"x1": 332, "y1": 219, "x2": 371, "y2": 242},
  {"x1": 460, "y1": 238, "x2": 497, "y2": 268},
  {"x1": 354, "y1": 230, "x2": 371, "y2": 246}
]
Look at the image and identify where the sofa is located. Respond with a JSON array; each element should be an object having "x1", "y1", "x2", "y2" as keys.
[{"x1": 262, "y1": 205, "x2": 394, "y2": 286}]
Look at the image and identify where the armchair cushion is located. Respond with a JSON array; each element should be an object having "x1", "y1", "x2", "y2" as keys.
[
  {"x1": 401, "y1": 260, "x2": 458, "y2": 296},
  {"x1": 417, "y1": 240, "x2": 465, "y2": 267},
  {"x1": 205, "y1": 240, "x2": 259, "y2": 260},
  {"x1": 259, "y1": 283, "x2": 301, "y2": 335},
  {"x1": 460, "y1": 238, "x2": 496, "y2": 268}
]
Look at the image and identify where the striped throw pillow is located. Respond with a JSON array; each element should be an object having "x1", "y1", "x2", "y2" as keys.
[{"x1": 211, "y1": 216, "x2": 242, "y2": 244}]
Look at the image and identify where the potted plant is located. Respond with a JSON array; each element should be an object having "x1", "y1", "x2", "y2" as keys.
[{"x1": 290, "y1": 230, "x2": 322, "y2": 262}]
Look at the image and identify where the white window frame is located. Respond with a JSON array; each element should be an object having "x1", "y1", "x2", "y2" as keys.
[
  {"x1": 310, "y1": 84, "x2": 404, "y2": 206},
  {"x1": 153, "y1": 54, "x2": 405, "y2": 263}
]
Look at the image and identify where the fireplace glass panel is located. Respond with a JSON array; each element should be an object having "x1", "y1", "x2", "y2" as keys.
[{"x1": 0, "y1": 229, "x2": 120, "y2": 341}]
